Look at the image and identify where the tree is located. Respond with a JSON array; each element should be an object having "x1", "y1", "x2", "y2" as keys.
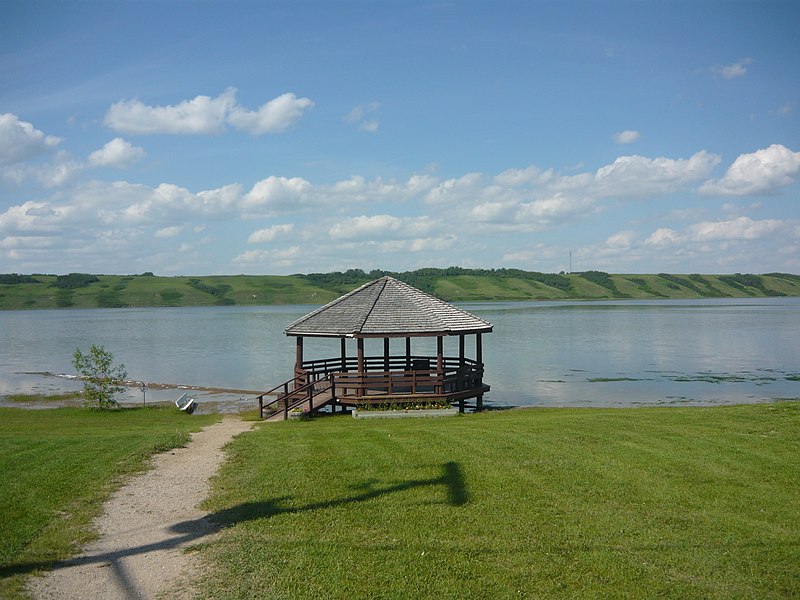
[{"x1": 73, "y1": 345, "x2": 128, "y2": 408}]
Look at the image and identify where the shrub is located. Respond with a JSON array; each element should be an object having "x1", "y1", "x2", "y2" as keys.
[{"x1": 72, "y1": 345, "x2": 128, "y2": 408}]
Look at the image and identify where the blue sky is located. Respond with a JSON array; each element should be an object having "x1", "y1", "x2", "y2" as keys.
[{"x1": 1, "y1": 0, "x2": 798, "y2": 276}]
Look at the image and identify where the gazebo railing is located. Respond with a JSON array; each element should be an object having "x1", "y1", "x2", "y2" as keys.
[{"x1": 299, "y1": 355, "x2": 484, "y2": 398}]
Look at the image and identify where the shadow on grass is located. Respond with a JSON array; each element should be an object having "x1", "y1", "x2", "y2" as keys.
[
  {"x1": 211, "y1": 460, "x2": 468, "y2": 527},
  {"x1": 4, "y1": 461, "x2": 467, "y2": 593}
]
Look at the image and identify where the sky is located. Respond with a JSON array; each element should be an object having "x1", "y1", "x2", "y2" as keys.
[{"x1": 1, "y1": 0, "x2": 799, "y2": 276}]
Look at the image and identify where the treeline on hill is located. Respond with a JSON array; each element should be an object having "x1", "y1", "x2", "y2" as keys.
[{"x1": 299, "y1": 267, "x2": 573, "y2": 295}]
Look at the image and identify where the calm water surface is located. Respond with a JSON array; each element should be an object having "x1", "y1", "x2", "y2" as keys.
[{"x1": 1, "y1": 298, "x2": 798, "y2": 411}]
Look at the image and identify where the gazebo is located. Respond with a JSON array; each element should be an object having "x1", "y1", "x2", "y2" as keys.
[{"x1": 258, "y1": 276, "x2": 492, "y2": 420}]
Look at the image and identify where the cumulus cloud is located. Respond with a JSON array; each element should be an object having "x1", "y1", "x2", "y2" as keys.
[
  {"x1": 0, "y1": 113, "x2": 62, "y2": 165},
  {"x1": 88, "y1": 137, "x2": 145, "y2": 167},
  {"x1": 104, "y1": 88, "x2": 313, "y2": 136},
  {"x1": 712, "y1": 58, "x2": 753, "y2": 79},
  {"x1": 645, "y1": 228, "x2": 682, "y2": 246},
  {"x1": 344, "y1": 101, "x2": 380, "y2": 132},
  {"x1": 228, "y1": 93, "x2": 314, "y2": 134},
  {"x1": 154, "y1": 225, "x2": 183, "y2": 239},
  {"x1": 233, "y1": 246, "x2": 301, "y2": 268},
  {"x1": 105, "y1": 89, "x2": 237, "y2": 135},
  {"x1": 644, "y1": 216, "x2": 789, "y2": 248},
  {"x1": 247, "y1": 223, "x2": 294, "y2": 243},
  {"x1": 687, "y1": 216, "x2": 784, "y2": 242},
  {"x1": 605, "y1": 230, "x2": 637, "y2": 248},
  {"x1": 593, "y1": 151, "x2": 720, "y2": 198},
  {"x1": 613, "y1": 130, "x2": 640, "y2": 144},
  {"x1": 328, "y1": 214, "x2": 434, "y2": 241},
  {"x1": 700, "y1": 144, "x2": 800, "y2": 196},
  {"x1": 242, "y1": 176, "x2": 312, "y2": 215}
]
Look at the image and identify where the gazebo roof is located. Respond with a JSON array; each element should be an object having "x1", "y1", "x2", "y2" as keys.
[{"x1": 285, "y1": 276, "x2": 493, "y2": 338}]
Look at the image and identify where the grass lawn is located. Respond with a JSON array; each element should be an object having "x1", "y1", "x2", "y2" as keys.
[
  {"x1": 0, "y1": 406, "x2": 219, "y2": 598},
  {"x1": 195, "y1": 402, "x2": 800, "y2": 599}
]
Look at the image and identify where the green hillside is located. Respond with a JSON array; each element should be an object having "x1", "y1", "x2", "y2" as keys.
[{"x1": 1, "y1": 270, "x2": 799, "y2": 310}]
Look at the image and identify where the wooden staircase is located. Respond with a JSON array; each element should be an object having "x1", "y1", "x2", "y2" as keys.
[{"x1": 258, "y1": 375, "x2": 336, "y2": 421}]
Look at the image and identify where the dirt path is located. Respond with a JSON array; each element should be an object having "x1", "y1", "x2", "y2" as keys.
[{"x1": 27, "y1": 416, "x2": 255, "y2": 600}]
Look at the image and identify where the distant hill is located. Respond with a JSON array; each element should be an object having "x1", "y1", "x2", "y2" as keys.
[{"x1": 1, "y1": 269, "x2": 799, "y2": 310}]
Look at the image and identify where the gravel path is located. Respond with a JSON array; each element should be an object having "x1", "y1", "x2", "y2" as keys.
[{"x1": 27, "y1": 416, "x2": 255, "y2": 600}]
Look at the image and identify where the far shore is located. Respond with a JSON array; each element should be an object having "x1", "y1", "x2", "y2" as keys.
[{"x1": 2, "y1": 271, "x2": 799, "y2": 311}]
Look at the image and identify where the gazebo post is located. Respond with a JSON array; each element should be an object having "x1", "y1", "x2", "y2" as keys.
[
  {"x1": 437, "y1": 336, "x2": 444, "y2": 394},
  {"x1": 459, "y1": 334, "x2": 465, "y2": 390},
  {"x1": 340, "y1": 338, "x2": 347, "y2": 371},
  {"x1": 405, "y1": 337, "x2": 411, "y2": 371},
  {"x1": 383, "y1": 338, "x2": 390, "y2": 372},
  {"x1": 357, "y1": 337, "x2": 365, "y2": 398},
  {"x1": 476, "y1": 333, "x2": 484, "y2": 411},
  {"x1": 295, "y1": 336, "x2": 304, "y2": 385}
]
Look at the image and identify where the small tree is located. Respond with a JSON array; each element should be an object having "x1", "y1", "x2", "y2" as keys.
[{"x1": 73, "y1": 344, "x2": 128, "y2": 408}]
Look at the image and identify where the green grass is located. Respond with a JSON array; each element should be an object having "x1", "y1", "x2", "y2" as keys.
[
  {"x1": 2, "y1": 272, "x2": 799, "y2": 310},
  {"x1": 0, "y1": 406, "x2": 219, "y2": 598},
  {"x1": 193, "y1": 403, "x2": 800, "y2": 599}
]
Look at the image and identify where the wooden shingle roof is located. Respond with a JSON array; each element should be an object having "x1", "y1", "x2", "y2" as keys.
[{"x1": 285, "y1": 276, "x2": 493, "y2": 338}]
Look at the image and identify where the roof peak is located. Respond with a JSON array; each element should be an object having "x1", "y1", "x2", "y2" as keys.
[{"x1": 285, "y1": 276, "x2": 492, "y2": 338}]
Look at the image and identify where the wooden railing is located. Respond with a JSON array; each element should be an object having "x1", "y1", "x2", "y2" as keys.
[
  {"x1": 303, "y1": 355, "x2": 483, "y2": 398},
  {"x1": 258, "y1": 374, "x2": 334, "y2": 419},
  {"x1": 258, "y1": 355, "x2": 485, "y2": 418}
]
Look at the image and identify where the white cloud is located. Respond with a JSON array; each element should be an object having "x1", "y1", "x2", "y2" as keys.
[
  {"x1": 0, "y1": 113, "x2": 62, "y2": 165},
  {"x1": 645, "y1": 228, "x2": 682, "y2": 246},
  {"x1": 593, "y1": 151, "x2": 720, "y2": 198},
  {"x1": 687, "y1": 216, "x2": 784, "y2": 242},
  {"x1": 328, "y1": 214, "x2": 434, "y2": 241},
  {"x1": 359, "y1": 119, "x2": 379, "y2": 133},
  {"x1": 699, "y1": 144, "x2": 800, "y2": 196},
  {"x1": 345, "y1": 101, "x2": 380, "y2": 133},
  {"x1": 233, "y1": 246, "x2": 301, "y2": 268},
  {"x1": 154, "y1": 225, "x2": 183, "y2": 238},
  {"x1": 605, "y1": 230, "x2": 637, "y2": 248},
  {"x1": 228, "y1": 93, "x2": 314, "y2": 134},
  {"x1": 36, "y1": 154, "x2": 85, "y2": 188},
  {"x1": 494, "y1": 166, "x2": 554, "y2": 187},
  {"x1": 613, "y1": 130, "x2": 641, "y2": 144},
  {"x1": 196, "y1": 183, "x2": 243, "y2": 216},
  {"x1": 88, "y1": 137, "x2": 145, "y2": 167},
  {"x1": 105, "y1": 89, "x2": 237, "y2": 135},
  {"x1": 247, "y1": 223, "x2": 294, "y2": 243},
  {"x1": 104, "y1": 88, "x2": 313, "y2": 136},
  {"x1": 242, "y1": 176, "x2": 312, "y2": 215},
  {"x1": 424, "y1": 172, "x2": 484, "y2": 205},
  {"x1": 712, "y1": 58, "x2": 753, "y2": 79},
  {"x1": 515, "y1": 194, "x2": 596, "y2": 226}
]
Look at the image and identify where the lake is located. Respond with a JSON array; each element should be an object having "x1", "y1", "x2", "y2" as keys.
[{"x1": 1, "y1": 297, "x2": 798, "y2": 412}]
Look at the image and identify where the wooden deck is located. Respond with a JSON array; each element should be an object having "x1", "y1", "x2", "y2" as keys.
[{"x1": 259, "y1": 354, "x2": 488, "y2": 420}]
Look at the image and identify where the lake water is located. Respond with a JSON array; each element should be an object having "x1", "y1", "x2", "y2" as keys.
[{"x1": 1, "y1": 298, "x2": 798, "y2": 412}]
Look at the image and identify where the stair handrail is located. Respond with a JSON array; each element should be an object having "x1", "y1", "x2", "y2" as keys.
[{"x1": 258, "y1": 373, "x2": 335, "y2": 419}]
